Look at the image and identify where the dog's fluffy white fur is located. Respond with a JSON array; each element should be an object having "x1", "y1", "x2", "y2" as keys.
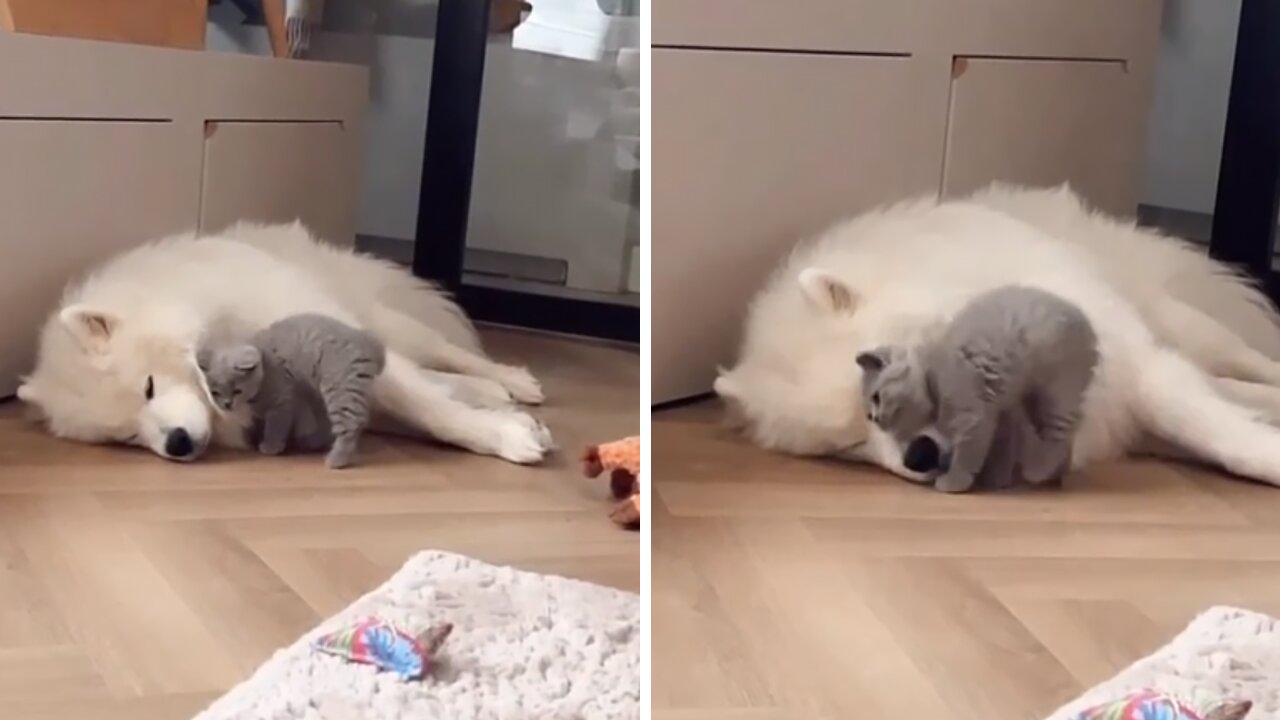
[
  {"x1": 18, "y1": 221, "x2": 554, "y2": 463},
  {"x1": 715, "y1": 183, "x2": 1280, "y2": 485}
]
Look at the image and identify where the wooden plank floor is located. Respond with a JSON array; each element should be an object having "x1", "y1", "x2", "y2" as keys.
[
  {"x1": 654, "y1": 401, "x2": 1280, "y2": 720},
  {"x1": 0, "y1": 329, "x2": 639, "y2": 719}
]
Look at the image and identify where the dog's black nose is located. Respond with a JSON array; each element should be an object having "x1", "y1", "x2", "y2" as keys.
[
  {"x1": 903, "y1": 435, "x2": 941, "y2": 473},
  {"x1": 165, "y1": 428, "x2": 194, "y2": 458}
]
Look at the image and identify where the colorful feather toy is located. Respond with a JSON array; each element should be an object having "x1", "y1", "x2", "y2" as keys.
[
  {"x1": 1073, "y1": 689, "x2": 1251, "y2": 720},
  {"x1": 313, "y1": 618, "x2": 452, "y2": 681}
]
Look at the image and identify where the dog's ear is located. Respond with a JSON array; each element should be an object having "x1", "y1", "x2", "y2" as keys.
[
  {"x1": 230, "y1": 345, "x2": 261, "y2": 373},
  {"x1": 15, "y1": 380, "x2": 48, "y2": 421},
  {"x1": 713, "y1": 367, "x2": 743, "y2": 404},
  {"x1": 16, "y1": 380, "x2": 41, "y2": 407},
  {"x1": 714, "y1": 368, "x2": 750, "y2": 427},
  {"x1": 59, "y1": 305, "x2": 120, "y2": 353},
  {"x1": 798, "y1": 268, "x2": 858, "y2": 315}
]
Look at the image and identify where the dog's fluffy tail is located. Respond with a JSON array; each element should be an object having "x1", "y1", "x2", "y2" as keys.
[
  {"x1": 971, "y1": 183, "x2": 1280, "y2": 360},
  {"x1": 1134, "y1": 346, "x2": 1280, "y2": 486},
  {"x1": 218, "y1": 220, "x2": 482, "y2": 354}
]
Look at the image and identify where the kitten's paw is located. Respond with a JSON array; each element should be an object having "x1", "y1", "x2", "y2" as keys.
[
  {"x1": 491, "y1": 410, "x2": 555, "y2": 464},
  {"x1": 934, "y1": 471, "x2": 976, "y2": 494},
  {"x1": 258, "y1": 441, "x2": 287, "y2": 456},
  {"x1": 1026, "y1": 460, "x2": 1070, "y2": 487},
  {"x1": 493, "y1": 365, "x2": 545, "y2": 405},
  {"x1": 325, "y1": 437, "x2": 359, "y2": 469},
  {"x1": 325, "y1": 451, "x2": 354, "y2": 469},
  {"x1": 1024, "y1": 449, "x2": 1072, "y2": 485}
]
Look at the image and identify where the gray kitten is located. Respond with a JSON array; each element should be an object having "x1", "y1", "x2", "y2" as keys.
[
  {"x1": 857, "y1": 285, "x2": 1099, "y2": 493},
  {"x1": 198, "y1": 313, "x2": 386, "y2": 469}
]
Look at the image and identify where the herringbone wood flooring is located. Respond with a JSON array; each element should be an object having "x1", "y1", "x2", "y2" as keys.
[
  {"x1": 0, "y1": 329, "x2": 639, "y2": 719},
  {"x1": 654, "y1": 401, "x2": 1280, "y2": 720}
]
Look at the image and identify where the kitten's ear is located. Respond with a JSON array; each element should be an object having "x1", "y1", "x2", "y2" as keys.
[
  {"x1": 230, "y1": 345, "x2": 262, "y2": 373},
  {"x1": 856, "y1": 347, "x2": 893, "y2": 374},
  {"x1": 1205, "y1": 700, "x2": 1252, "y2": 720},
  {"x1": 195, "y1": 348, "x2": 212, "y2": 372},
  {"x1": 59, "y1": 305, "x2": 120, "y2": 353},
  {"x1": 798, "y1": 268, "x2": 858, "y2": 315},
  {"x1": 924, "y1": 367, "x2": 940, "y2": 405}
]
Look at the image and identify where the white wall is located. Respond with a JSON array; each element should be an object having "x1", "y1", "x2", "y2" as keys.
[{"x1": 1141, "y1": 0, "x2": 1241, "y2": 214}]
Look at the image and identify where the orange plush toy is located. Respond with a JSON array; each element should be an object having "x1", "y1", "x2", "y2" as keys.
[{"x1": 582, "y1": 436, "x2": 640, "y2": 530}]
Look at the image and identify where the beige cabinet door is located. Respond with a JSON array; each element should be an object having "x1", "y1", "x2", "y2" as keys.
[
  {"x1": 654, "y1": 0, "x2": 922, "y2": 54},
  {"x1": 652, "y1": 49, "x2": 941, "y2": 403},
  {"x1": 199, "y1": 121, "x2": 357, "y2": 246},
  {"x1": 0, "y1": 119, "x2": 197, "y2": 396},
  {"x1": 942, "y1": 58, "x2": 1143, "y2": 217}
]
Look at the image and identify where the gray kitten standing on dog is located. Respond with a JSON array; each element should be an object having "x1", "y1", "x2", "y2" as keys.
[
  {"x1": 857, "y1": 285, "x2": 1099, "y2": 493},
  {"x1": 198, "y1": 313, "x2": 386, "y2": 469}
]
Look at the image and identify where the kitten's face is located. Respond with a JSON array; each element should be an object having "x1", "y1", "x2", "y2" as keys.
[
  {"x1": 856, "y1": 346, "x2": 936, "y2": 444},
  {"x1": 197, "y1": 345, "x2": 263, "y2": 412}
]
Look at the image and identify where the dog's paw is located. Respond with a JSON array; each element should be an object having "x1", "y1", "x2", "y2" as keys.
[
  {"x1": 494, "y1": 365, "x2": 545, "y2": 405},
  {"x1": 451, "y1": 375, "x2": 516, "y2": 409},
  {"x1": 492, "y1": 410, "x2": 555, "y2": 464}
]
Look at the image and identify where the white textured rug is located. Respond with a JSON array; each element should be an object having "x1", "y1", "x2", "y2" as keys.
[
  {"x1": 1045, "y1": 607, "x2": 1280, "y2": 719},
  {"x1": 194, "y1": 551, "x2": 640, "y2": 720}
]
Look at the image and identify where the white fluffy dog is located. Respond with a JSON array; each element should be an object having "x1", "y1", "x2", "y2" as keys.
[
  {"x1": 715, "y1": 183, "x2": 1280, "y2": 486},
  {"x1": 18, "y1": 221, "x2": 555, "y2": 463}
]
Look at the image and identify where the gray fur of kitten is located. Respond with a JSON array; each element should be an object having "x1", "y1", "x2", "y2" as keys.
[
  {"x1": 857, "y1": 285, "x2": 1099, "y2": 493},
  {"x1": 198, "y1": 313, "x2": 387, "y2": 469}
]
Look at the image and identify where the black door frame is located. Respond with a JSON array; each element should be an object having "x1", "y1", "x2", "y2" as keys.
[
  {"x1": 1209, "y1": 0, "x2": 1280, "y2": 302},
  {"x1": 411, "y1": 0, "x2": 640, "y2": 343}
]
